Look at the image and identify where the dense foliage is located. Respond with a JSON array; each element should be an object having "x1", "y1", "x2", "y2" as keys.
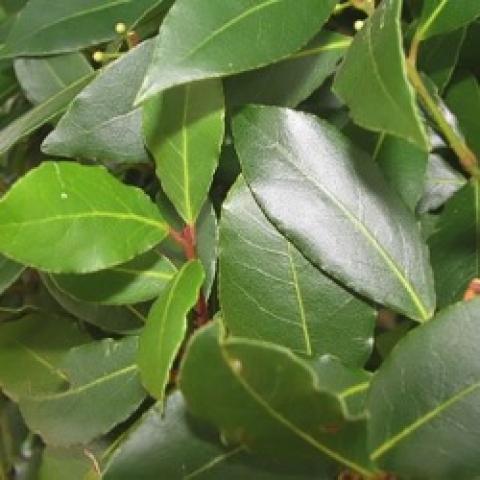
[{"x1": 0, "y1": 0, "x2": 479, "y2": 478}]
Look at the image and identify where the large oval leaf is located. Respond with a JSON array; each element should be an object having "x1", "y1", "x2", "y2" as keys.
[
  {"x1": 233, "y1": 106, "x2": 435, "y2": 322},
  {"x1": 368, "y1": 298, "x2": 480, "y2": 478},
  {"x1": 0, "y1": 161, "x2": 168, "y2": 273},
  {"x1": 136, "y1": 0, "x2": 338, "y2": 102},
  {"x1": 220, "y1": 176, "x2": 375, "y2": 365}
]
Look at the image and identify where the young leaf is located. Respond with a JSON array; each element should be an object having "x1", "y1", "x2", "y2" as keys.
[
  {"x1": 0, "y1": 161, "x2": 168, "y2": 273},
  {"x1": 415, "y1": 0, "x2": 480, "y2": 41},
  {"x1": 333, "y1": 0, "x2": 428, "y2": 150},
  {"x1": 428, "y1": 181, "x2": 479, "y2": 308},
  {"x1": 136, "y1": 0, "x2": 338, "y2": 102},
  {"x1": 143, "y1": 79, "x2": 225, "y2": 224},
  {"x1": 42, "y1": 41, "x2": 154, "y2": 166},
  {"x1": 51, "y1": 250, "x2": 176, "y2": 306},
  {"x1": 220, "y1": 176, "x2": 375, "y2": 365},
  {"x1": 368, "y1": 298, "x2": 480, "y2": 479},
  {"x1": 138, "y1": 260, "x2": 204, "y2": 401},
  {"x1": 0, "y1": 314, "x2": 89, "y2": 400},
  {"x1": 179, "y1": 322, "x2": 376, "y2": 477},
  {"x1": 0, "y1": 73, "x2": 95, "y2": 155},
  {"x1": 225, "y1": 31, "x2": 351, "y2": 108},
  {"x1": 103, "y1": 391, "x2": 335, "y2": 479},
  {"x1": 0, "y1": 254, "x2": 24, "y2": 295},
  {"x1": 233, "y1": 106, "x2": 435, "y2": 322},
  {"x1": 14, "y1": 52, "x2": 93, "y2": 105},
  {"x1": 19, "y1": 336, "x2": 145, "y2": 447},
  {"x1": 0, "y1": 0, "x2": 165, "y2": 58}
]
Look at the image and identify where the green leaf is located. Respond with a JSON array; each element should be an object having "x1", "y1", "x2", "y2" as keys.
[
  {"x1": 0, "y1": 161, "x2": 168, "y2": 273},
  {"x1": 0, "y1": 314, "x2": 89, "y2": 400},
  {"x1": 416, "y1": 0, "x2": 480, "y2": 41},
  {"x1": 42, "y1": 41, "x2": 154, "y2": 166},
  {"x1": 136, "y1": 0, "x2": 338, "y2": 102},
  {"x1": 38, "y1": 446, "x2": 98, "y2": 480},
  {"x1": 138, "y1": 260, "x2": 204, "y2": 401},
  {"x1": 0, "y1": 254, "x2": 24, "y2": 294},
  {"x1": 179, "y1": 322, "x2": 376, "y2": 477},
  {"x1": 417, "y1": 28, "x2": 466, "y2": 93},
  {"x1": 220, "y1": 176, "x2": 375, "y2": 365},
  {"x1": 143, "y1": 79, "x2": 225, "y2": 223},
  {"x1": 233, "y1": 106, "x2": 435, "y2": 322},
  {"x1": 333, "y1": 0, "x2": 428, "y2": 150},
  {"x1": 445, "y1": 73, "x2": 480, "y2": 158},
  {"x1": 225, "y1": 31, "x2": 351, "y2": 108},
  {"x1": 19, "y1": 336, "x2": 145, "y2": 447},
  {"x1": 368, "y1": 298, "x2": 480, "y2": 478},
  {"x1": 374, "y1": 134, "x2": 428, "y2": 212},
  {"x1": 103, "y1": 391, "x2": 335, "y2": 479},
  {"x1": 0, "y1": 73, "x2": 95, "y2": 155},
  {"x1": 428, "y1": 181, "x2": 478, "y2": 308},
  {"x1": 417, "y1": 153, "x2": 466, "y2": 213},
  {"x1": 51, "y1": 250, "x2": 176, "y2": 306},
  {"x1": 42, "y1": 274, "x2": 144, "y2": 334},
  {"x1": 0, "y1": 0, "x2": 164, "y2": 58},
  {"x1": 14, "y1": 53, "x2": 93, "y2": 105}
]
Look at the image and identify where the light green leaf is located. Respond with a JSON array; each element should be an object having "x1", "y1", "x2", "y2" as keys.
[
  {"x1": 0, "y1": 314, "x2": 89, "y2": 400},
  {"x1": 38, "y1": 446, "x2": 99, "y2": 480},
  {"x1": 136, "y1": 0, "x2": 338, "y2": 102},
  {"x1": 19, "y1": 336, "x2": 145, "y2": 446},
  {"x1": 220, "y1": 176, "x2": 375, "y2": 365},
  {"x1": 0, "y1": 73, "x2": 95, "y2": 155},
  {"x1": 368, "y1": 298, "x2": 480, "y2": 479},
  {"x1": 333, "y1": 0, "x2": 428, "y2": 150},
  {"x1": 0, "y1": 161, "x2": 168, "y2": 273},
  {"x1": 14, "y1": 52, "x2": 93, "y2": 105},
  {"x1": 233, "y1": 106, "x2": 435, "y2": 322},
  {"x1": 143, "y1": 79, "x2": 224, "y2": 223},
  {"x1": 42, "y1": 41, "x2": 154, "y2": 166},
  {"x1": 138, "y1": 260, "x2": 204, "y2": 401},
  {"x1": 0, "y1": 254, "x2": 24, "y2": 294}
]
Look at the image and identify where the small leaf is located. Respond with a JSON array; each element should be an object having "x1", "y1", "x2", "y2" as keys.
[
  {"x1": 0, "y1": 73, "x2": 95, "y2": 155},
  {"x1": 233, "y1": 106, "x2": 435, "y2": 322},
  {"x1": 368, "y1": 298, "x2": 480, "y2": 479},
  {"x1": 136, "y1": 0, "x2": 338, "y2": 102},
  {"x1": 225, "y1": 31, "x2": 351, "y2": 108},
  {"x1": 143, "y1": 79, "x2": 225, "y2": 223},
  {"x1": 0, "y1": 314, "x2": 89, "y2": 400},
  {"x1": 38, "y1": 446, "x2": 99, "y2": 480},
  {"x1": 0, "y1": 254, "x2": 24, "y2": 295},
  {"x1": 138, "y1": 260, "x2": 204, "y2": 401},
  {"x1": 14, "y1": 52, "x2": 93, "y2": 105},
  {"x1": 220, "y1": 176, "x2": 375, "y2": 365},
  {"x1": 0, "y1": 161, "x2": 168, "y2": 273},
  {"x1": 333, "y1": 0, "x2": 428, "y2": 149},
  {"x1": 52, "y1": 250, "x2": 176, "y2": 306},
  {"x1": 42, "y1": 41, "x2": 154, "y2": 166},
  {"x1": 19, "y1": 336, "x2": 145, "y2": 446}
]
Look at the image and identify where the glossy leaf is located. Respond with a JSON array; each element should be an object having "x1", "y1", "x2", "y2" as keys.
[
  {"x1": 0, "y1": 0, "x2": 164, "y2": 58},
  {"x1": 428, "y1": 181, "x2": 478, "y2": 308},
  {"x1": 14, "y1": 53, "x2": 93, "y2": 105},
  {"x1": 333, "y1": 0, "x2": 428, "y2": 150},
  {"x1": 0, "y1": 254, "x2": 24, "y2": 294},
  {"x1": 233, "y1": 106, "x2": 435, "y2": 322},
  {"x1": 103, "y1": 391, "x2": 334, "y2": 479},
  {"x1": 226, "y1": 31, "x2": 351, "y2": 108},
  {"x1": 416, "y1": 0, "x2": 480, "y2": 41},
  {"x1": 0, "y1": 73, "x2": 94, "y2": 155},
  {"x1": 52, "y1": 250, "x2": 176, "y2": 306},
  {"x1": 0, "y1": 161, "x2": 168, "y2": 273},
  {"x1": 136, "y1": 0, "x2": 338, "y2": 102},
  {"x1": 138, "y1": 260, "x2": 204, "y2": 401},
  {"x1": 143, "y1": 79, "x2": 225, "y2": 223},
  {"x1": 42, "y1": 41, "x2": 154, "y2": 166},
  {"x1": 19, "y1": 336, "x2": 145, "y2": 446},
  {"x1": 0, "y1": 314, "x2": 89, "y2": 400},
  {"x1": 220, "y1": 176, "x2": 375, "y2": 365},
  {"x1": 180, "y1": 322, "x2": 376, "y2": 477},
  {"x1": 368, "y1": 299, "x2": 480, "y2": 478}
]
